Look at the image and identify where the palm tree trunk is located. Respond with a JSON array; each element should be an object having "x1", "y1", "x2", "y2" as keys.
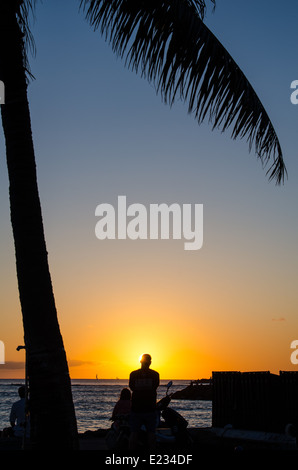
[{"x1": 0, "y1": 2, "x2": 78, "y2": 449}]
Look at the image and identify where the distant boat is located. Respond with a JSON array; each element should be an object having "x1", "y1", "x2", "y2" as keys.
[{"x1": 96, "y1": 375, "x2": 99, "y2": 380}]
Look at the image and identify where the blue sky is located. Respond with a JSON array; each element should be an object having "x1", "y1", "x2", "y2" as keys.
[{"x1": 0, "y1": 0, "x2": 297, "y2": 378}]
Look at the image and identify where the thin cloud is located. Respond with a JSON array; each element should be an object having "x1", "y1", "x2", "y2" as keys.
[
  {"x1": 0, "y1": 361, "x2": 25, "y2": 370},
  {"x1": 68, "y1": 359, "x2": 95, "y2": 368},
  {"x1": 0, "y1": 360, "x2": 95, "y2": 370}
]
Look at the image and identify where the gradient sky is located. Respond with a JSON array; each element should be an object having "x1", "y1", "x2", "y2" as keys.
[{"x1": 0, "y1": 0, "x2": 297, "y2": 380}]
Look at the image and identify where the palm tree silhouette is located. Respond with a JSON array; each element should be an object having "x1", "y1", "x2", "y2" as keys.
[{"x1": 0, "y1": 0, "x2": 286, "y2": 449}]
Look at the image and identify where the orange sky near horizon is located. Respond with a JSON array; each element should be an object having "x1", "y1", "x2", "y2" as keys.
[{"x1": 1, "y1": 234, "x2": 296, "y2": 381}]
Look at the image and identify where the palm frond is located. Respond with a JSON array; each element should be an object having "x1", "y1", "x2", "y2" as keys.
[
  {"x1": 80, "y1": 0, "x2": 286, "y2": 184},
  {"x1": 16, "y1": 0, "x2": 38, "y2": 81}
]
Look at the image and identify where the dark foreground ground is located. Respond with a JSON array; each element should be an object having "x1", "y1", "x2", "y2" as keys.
[
  {"x1": 79, "y1": 426, "x2": 298, "y2": 451},
  {"x1": 1, "y1": 427, "x2": 296, "y2": 454}
]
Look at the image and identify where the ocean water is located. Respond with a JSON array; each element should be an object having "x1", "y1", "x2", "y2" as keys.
[{"x1": 0, "y1": 379, "x2": 212, "y2": 433}]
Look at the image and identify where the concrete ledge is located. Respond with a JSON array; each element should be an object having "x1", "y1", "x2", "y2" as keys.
[{"x1": 211, "y1": 426, "x2": 297, "y2": 449}]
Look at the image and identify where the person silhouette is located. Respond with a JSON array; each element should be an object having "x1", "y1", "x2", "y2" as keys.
[
  {"x1": 9, "y1": 385, "x2": 30, "y2": 438},
  {"x1": 129, "y1": 354, "x2": 160, "y2": 450},
  {"x1": 111, "y1": 388, "x2": 131, "y2": 422}
]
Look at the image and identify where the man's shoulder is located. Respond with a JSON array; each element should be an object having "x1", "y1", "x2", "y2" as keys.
[
  {"x1": 149, "y1": 368, "x2": 159, "y2": 377},
  {"x1": 129, "y1": 368, "x2": 142, "y2": 381},
  {"x1": 11, "y1": 398, "x2": 22, "y2": 408},
  {"x1": 130, "y1": 368, "x2": 159, "y2": 379},
  {"x1": 146, "y1": 368, "x2": 159, "y2": 382},
  {"x1": 11, "y1": 398, "x2": 24, "y2": 413}
]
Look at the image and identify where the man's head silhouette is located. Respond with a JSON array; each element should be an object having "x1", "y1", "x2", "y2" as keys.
[{"x1": 140, "y1": 354, "x2": 151, "y2": 368}]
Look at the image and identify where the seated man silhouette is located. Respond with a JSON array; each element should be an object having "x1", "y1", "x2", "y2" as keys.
[
  {"x1": 129, "y1": 354, "x2": 160, "y2": 450},
  {"x1": 9, "y1": 385, "x2": 30, "y2": 438}
]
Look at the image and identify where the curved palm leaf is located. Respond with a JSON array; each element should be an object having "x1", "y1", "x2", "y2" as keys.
[
  {"x1": 15, "y1": 0, "x2": 37, "y2": 80},
  {"x1": 80, "y1": 0, "x2": 286, "y2": 184}
]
